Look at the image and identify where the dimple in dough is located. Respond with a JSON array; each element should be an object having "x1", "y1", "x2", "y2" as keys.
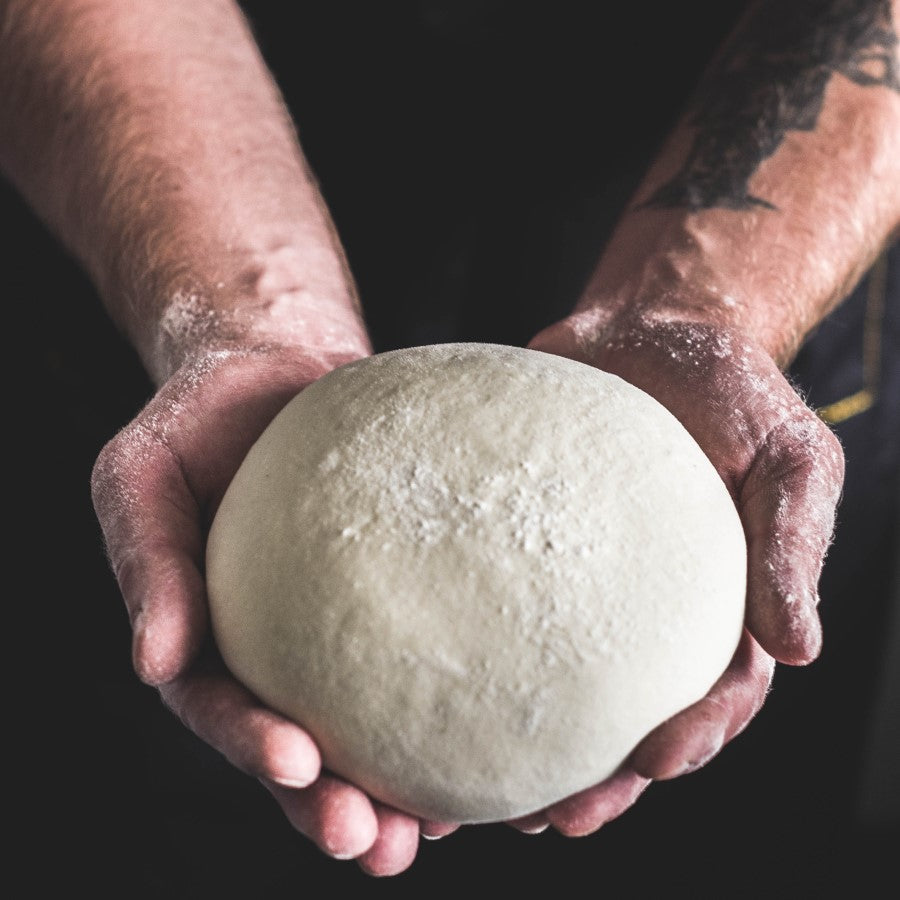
[{"x1": 206, "y1": 343, "x2": 746, "y2": 823}]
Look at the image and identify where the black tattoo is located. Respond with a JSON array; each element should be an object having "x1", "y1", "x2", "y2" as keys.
[{"x1": 643, "y1": 0, "x2": 900, "y2": 211}]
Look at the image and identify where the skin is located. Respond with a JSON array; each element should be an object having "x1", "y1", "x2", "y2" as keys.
[{"x1": 2, "y1": 0, "x2": 898, "y2": 879}]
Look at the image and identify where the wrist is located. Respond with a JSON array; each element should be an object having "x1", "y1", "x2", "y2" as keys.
[
  {"x1": 121, "y1": 240, "x2": 371, "y2": 385},
  {"x1": 571, "y1": 211, "x2": 869, "y2": 369},
  {"x1": 153, "y1": 289, "x2": 370, "y2": 386}
]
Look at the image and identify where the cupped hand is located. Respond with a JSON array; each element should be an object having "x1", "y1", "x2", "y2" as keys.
[
  {"x1": 90, "y1": 342, "x2": 436, "y2": 876},
  {"x1": 511, "y1": 307, "x2": 844, "y2": 837}
]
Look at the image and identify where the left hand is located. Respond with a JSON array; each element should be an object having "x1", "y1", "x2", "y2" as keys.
[{"x1": 499, "y1": 306, "x2": 844, "y2": 837}]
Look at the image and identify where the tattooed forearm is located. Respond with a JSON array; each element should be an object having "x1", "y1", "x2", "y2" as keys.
[{"x1": 643, "y1": 0, "x2": 900, "y2": 211}]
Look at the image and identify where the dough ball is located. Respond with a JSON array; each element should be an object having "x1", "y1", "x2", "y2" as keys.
[{"x1": 206, "y1": 343, "x2": 746, "y2": 823}]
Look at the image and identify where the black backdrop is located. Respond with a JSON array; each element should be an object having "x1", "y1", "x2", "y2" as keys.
[{"x1": 9, "y1": 2, "x2": 898, "y2": 896}]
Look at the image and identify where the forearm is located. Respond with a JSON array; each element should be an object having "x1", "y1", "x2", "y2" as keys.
[
  {"x1": 577, "y1": 0, "x2": 900, "y2": 367},
  {"x1": 0, "y1": 0, "x2": 368, "y2": 383}
]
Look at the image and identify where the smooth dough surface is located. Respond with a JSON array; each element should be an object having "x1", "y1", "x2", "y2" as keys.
[{"x1": 206, "y1": 343, "x2": 746, "y2": 823}]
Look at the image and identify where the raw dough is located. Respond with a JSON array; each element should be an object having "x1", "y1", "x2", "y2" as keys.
[{"x1": 206, "y1": 343, "x2": 746, "y2": 823}]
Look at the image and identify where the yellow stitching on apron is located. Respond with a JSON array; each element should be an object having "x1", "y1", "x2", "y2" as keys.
[{"x1": 817, "y1": 250, "x2": 888, "y2": 426}]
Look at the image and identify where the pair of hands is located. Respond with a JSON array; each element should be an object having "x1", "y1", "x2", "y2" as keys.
[{"x1": 90, "y1": 309, "x2": 843, "y2": 877}]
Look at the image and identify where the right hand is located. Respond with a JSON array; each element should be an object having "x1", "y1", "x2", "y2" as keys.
[{"x1": 91, "y1": 341, "x2": 443, "y2": 876}]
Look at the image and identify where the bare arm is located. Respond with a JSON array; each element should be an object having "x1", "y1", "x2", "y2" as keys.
[
  {"x1": 0, "y1": 0, "x2": 369, "y2": 383},
  {"x1": 575, "y1": 0, "x2": 900, "y2": 364},
  {"x1": 0, "y1": 0, "x2": 427, "y2": 877},
  {"x1": 530, "y1": 0, "x2": 899, "y2": 836}
]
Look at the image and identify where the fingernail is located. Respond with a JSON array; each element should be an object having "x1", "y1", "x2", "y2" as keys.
[
  {"x1": 420, "y1": 823, "x2": 459, "y2": 840},
  {"x1": 271, "y1": 772, "x2": 316, "y2": 789},
  {"x1": 677, "y1": 734, "x2": 725, "y2": 776},
  {"x1": 789, "y1": 595, "x2": 823, "y2": 662}
]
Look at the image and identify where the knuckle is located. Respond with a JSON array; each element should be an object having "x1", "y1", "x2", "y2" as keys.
[
  {"x1": 761, "y1": 412, "x2": 845, "y2": 500},
  {"x1": 90, "y1": 409, "x2": 182, "y2": 530},
  {"x1": 90, "y1": 433, "x2": 124, "y2": 510},
  {"x1": 817, "y1": 422, "x2": 845, "y2": 480},
  {"x1": 90, "y1": 422, "x2": 151, "y2": 517}
]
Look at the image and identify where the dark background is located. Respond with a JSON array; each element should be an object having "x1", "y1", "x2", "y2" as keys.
[{"x1": 9, "y1": 2, "x2": 898, "y2": 896}]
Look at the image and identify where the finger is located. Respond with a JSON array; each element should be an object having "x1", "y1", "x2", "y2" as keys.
[
  {"x1": 546, "y1": 769, "x2": 651, "y2": 837},
  {"x1": 630, "y1": 631, "x2": 775, "y2": 779},
  {"x1": 420, "y1": 820, "x2": 461, "y2": 839},
  {"x1": 740, "y1": 414, "x2": 844, "y2": 664},
  {"x1": 506, "y1": 811, "x2": 550, "y2": 834},
  {"x1": 357, "y1": 804, "x2": 421, "y2": 876},
  {"x1": 125, "y1": 544, "x2": 208, "y2": 685},
  {"x1": 161, "y1": 667, "x2": 321, "y2": 787},
  {"x1": 92, "y1": 423, "x2": 207, "y2": 684},
  {"x1": 264, "y1": 775, "x2": 378, "y2": 860}
]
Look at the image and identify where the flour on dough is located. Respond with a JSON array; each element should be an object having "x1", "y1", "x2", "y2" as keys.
[{"x1": 206, "y1": 343, "x2": 746, "y2": 823}]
